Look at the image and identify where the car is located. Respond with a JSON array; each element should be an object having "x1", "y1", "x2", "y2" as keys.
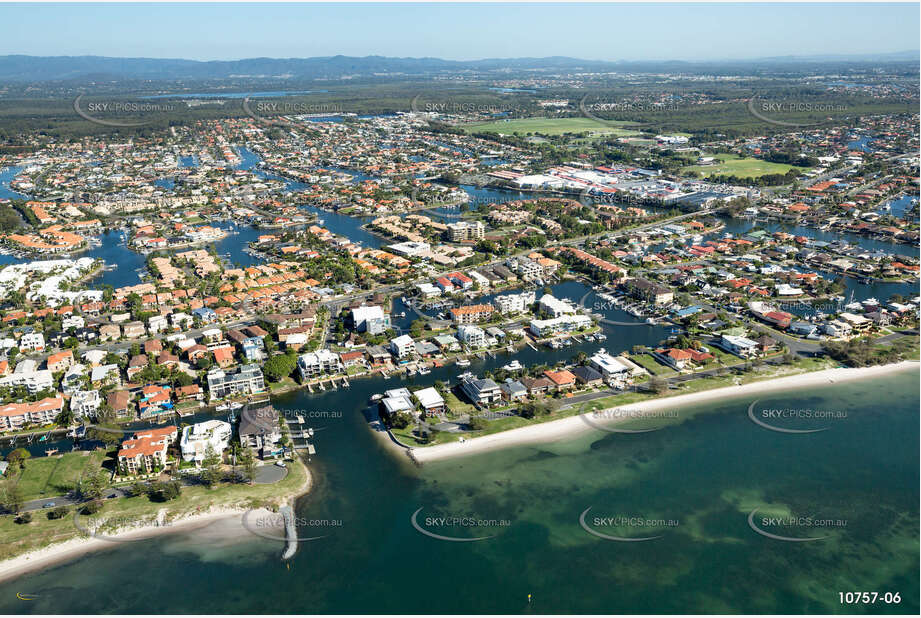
[
  {"x1": 274, "y1": 461, "x2": 287, "y2": 468},
  {"x1": 43, "y1": 502, "x2": 56, "y2": 508}
]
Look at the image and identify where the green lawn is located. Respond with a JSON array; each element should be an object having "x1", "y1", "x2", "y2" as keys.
[
  {"x1": 0, "y1": 456, "x2": 309, "y2": 562},
  {"x1": 631, "y1": 354, "x2": 675, "y2": 376},
  {"x1": 682, "y1": 155, "x2": 808, "y2": 179},
  {"x1": 461, "y1": 116, "x2": 643, "y2": 137},
  {"x1": 8, "y1": 450, "x2": 106, "y2": 502}
]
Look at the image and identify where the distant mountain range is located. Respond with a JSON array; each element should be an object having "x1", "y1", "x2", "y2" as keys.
[{"x1": 0, "y1": 52, "x2": 917, "y2": 81}]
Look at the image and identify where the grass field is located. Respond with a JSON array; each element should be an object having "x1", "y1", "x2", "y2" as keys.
[
  {"x1": 1, "y1": 457, "x2": 309, "y2": 562},
  {"x1": 461, "y1": 116, "x2": 644, "y2": 137},
  {"x1": 8, "y1": 450, "x2": 107, "y2": 502},
  {"x1": 682, "y1": 155, "x2": 808, "y2": 179}
]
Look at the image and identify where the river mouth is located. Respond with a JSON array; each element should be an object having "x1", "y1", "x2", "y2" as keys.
[{"x1": 0, "y1": 368, "x2": 916, "y2": 614}]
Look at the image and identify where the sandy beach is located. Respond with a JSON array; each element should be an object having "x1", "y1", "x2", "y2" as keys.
[
  {"x1": 0, "y1": 461, "x2": 313, "y2": 585},
  {"x1": 411, "y1": 361, "x2": 919, "y2": 464}
]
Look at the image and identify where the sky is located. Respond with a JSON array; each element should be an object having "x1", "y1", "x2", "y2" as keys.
[{"x1": 0, "y1": 2, "x2": 918, "y2": 62}]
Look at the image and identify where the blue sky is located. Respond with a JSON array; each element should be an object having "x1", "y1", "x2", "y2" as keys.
[{"x1": 0, "y1": 3, "x2": 917, "y2": 62}]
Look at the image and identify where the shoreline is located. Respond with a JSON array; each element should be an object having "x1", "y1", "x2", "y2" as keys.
[
  {"x1": 0, "y1": 459, "x2": 313, "y2": 585},
  {"x1": 410, "y1": 361, "x2": 919, "y2": 464}
]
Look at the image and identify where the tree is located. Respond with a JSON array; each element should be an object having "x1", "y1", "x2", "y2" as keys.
[
  {"x1": 15, "y1": 511, "x2": 32, "y2": 524},
  {"x1": 1, "y1": 482, "x2": 24, "y2": 514},
  {"x1": 48, "y1": 505, "x2": 70, "y2": 520},
  {"x1": 6, "y1": 448, "x2": 31, "y2": 470},
  {"x1": 200, "y1": 443, "x2": 223, "y2": 487},
  {"x1": 55, "y1": 407, "x2": 76, "y2": 428},
  {"x1": 77, "y1": 470, "x2": 110, "y2": 501},
  {"x1": 238, "y1": 445, "x2": 257, "y2": 484},
  {"x1": 88, "y1": 425, "x2": 122, "y2": 447},
  {"x1": 648, "y1": 376, "x2": 668, "y2": 394},
  {"x1": 80, "y1": 500, "x2": 103, "y2": 515},
  {"x1": 263, "y1": 352, "x2": 296, "y2": 383},
  {"x1": 149, "y1": 480, "x2": 181, "y2": 502}
]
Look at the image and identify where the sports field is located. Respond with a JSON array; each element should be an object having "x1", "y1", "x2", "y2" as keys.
[
  {"x1": 682, "y1": 155, "x2": 808, "y2": 179},
  {"x1": 462, "y1": 116, "x2": 643, "y2": 137}
]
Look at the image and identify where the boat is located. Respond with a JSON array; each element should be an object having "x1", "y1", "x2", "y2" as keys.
[
  {"x1": 370, "y1": 393, "x2": 384, "y2": 402},
  {"x1": 417, "y1": 367, "x2": 431, "y2": 376},
  {"x1": 215, "y1": 403, "x2": 233, "y2": 411},
  {"x1": 455, "y1": 358, "x2": 471, "y2": 367},
  {"x1": 502, "y1": 360, "x2": 523, "y2": 372},
  {"x1": 228, "y1": 402, "x2": 244, "y2": 411},
  {"x1": 646, "y1": 317, "x2": 657, "y2": 324}
]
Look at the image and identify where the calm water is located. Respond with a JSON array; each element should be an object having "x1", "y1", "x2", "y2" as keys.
[{"x1": 1, "y1": 368, "x2": 916, "y2": 614}]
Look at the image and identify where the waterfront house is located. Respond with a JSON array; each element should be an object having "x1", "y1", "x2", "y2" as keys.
[
  {"x1": 238, "y1": 405, "x2": 283, "y2": 458},
  {"x1": 500, "y1": 379, "x2": 528, "y2": 402},
  {"x1": 413, "y1": 387, "x2": 446, "y2": 416},
  {"x1": 180, "y1": 420, "x2": 232, "y2": 463},
  {"x1": 718, "y1": 334, "x2": 759, "y2": 358},
  {"x1": 571, "y1": 365, "x2": 604, "y2": 387},
  {"x1": 459, "y1": 374, "x2": 502, "y2": 407}
]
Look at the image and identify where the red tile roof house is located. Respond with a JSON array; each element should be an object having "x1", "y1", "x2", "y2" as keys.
[
  {"x1": 653, "y1": 347, "x2": 694, "y2": 370},
  {"x1": 339, "y1": 351, "x2": 366, "y2": 368},
  {"x1": 46, "y1": 349, "x2": 74, "y2": 373},
  {"x1": 212, "y1": 346, "x2": 235, "y2": 368},
  {"x1": 543, "y1": 369, "x2": 577, "y2": 391},
  {"x1": 126, "y1": 354, "x2": 149, "y2": 379},
  {"x1": 117, "y1": 426, "x2": 177, "y2": 476}
]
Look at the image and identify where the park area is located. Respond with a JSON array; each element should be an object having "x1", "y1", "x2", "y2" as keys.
[
  {"x1": 461, "y1": 116, "x2": 644, "y2": 137},
  {"x1": 682, "y1": 154, "x2": 808, "y2": 179},
  {"x1": 3, "y1": 449, "x2": 107, "y2": 502}
]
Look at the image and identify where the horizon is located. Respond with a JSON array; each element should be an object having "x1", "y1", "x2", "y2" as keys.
[{"x1": 0, "y1": 3, "x2": 918, "y2": 63}]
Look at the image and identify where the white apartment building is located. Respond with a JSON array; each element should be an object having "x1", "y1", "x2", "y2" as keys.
[
  {"x1": 180, "y1": 419, "x2": 233, "y2": 463},
  {"x1": 390, "y1": 334, "x2": 415, "y2": 359},
  {"x1": 538, "y1": 294, "x2": 576, "y2": 317},
  {"x1": 19, "y1": 333, "x2": 45, "y2": 352},
  {"x1": 297, "y1": 349, "x2": 343, "y2": 380},
  {"x1": 457, "y1": 324, "x2": 487, "y2": 348},
  {"x1": 494, "y1": 290, "x2": 536, "y2": 314},
  {"x1": 70, "y1": 389, "x2": 102, "y2": 419}
]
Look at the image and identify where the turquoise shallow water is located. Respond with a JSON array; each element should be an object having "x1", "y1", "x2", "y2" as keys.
[{"x1": 0, "y1": 368, "x2": 917, "y2": 614}]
